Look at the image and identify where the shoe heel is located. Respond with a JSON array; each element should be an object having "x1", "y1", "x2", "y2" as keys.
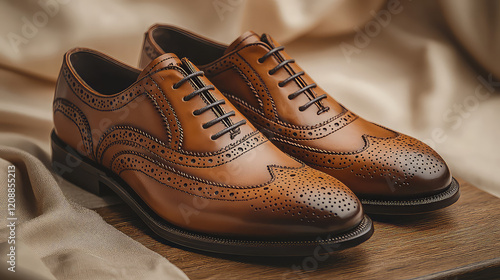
[{"x1": 51, "y1": 131, "x2": 109, "y2": 196}]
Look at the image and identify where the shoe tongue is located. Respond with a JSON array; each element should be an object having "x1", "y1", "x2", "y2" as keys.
[
  {"x1": 224, "y1": 31, "x2": 263, "y2": 54},
  {"x1": 138, "y1": 53, "x2": 182, "y2": 80}
]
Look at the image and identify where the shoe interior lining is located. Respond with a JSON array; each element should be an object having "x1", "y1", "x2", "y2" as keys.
[
  {"x1": 69, "y1": 51, "x2": 140, "y2": 95},
  {"x1": 152, "y1": 27, "x2": 226, "y2": 66}
]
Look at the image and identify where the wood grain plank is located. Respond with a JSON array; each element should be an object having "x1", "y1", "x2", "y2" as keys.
[{"x1": 95, "y1": 179, "x2": 500, "y2": 279}]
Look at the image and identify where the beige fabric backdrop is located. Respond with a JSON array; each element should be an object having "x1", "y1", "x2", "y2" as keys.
[{"x1": 0, "y1": 0, "x2": 499, "y2": 279}]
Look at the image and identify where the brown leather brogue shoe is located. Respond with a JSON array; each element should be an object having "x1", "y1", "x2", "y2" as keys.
[
  {"x1": 140, "y1": 25, "x2": 460, "y2": 215},
  {"x1": 51, "y1": 48, "x2": 373, "y2": 256}
]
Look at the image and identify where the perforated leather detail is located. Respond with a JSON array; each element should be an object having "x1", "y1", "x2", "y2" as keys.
[
  {"x1": 142, "y1": 70, "x2": 183, "y2": 149},
  {"x1": 54, "y1": 50, "x2": 366, "y2": 239},
  {"x1": 228, "y1": 95, "x2": 358, "y2": 140},
  {"x1": 205, "y1": 45, "x2": 278, "y2": 119},
  {"x1": 252, "y1": 167, "x2": 359, "y2": 222},
  {"x1": 111, "y1": 151, "x2": 357, "y2": 222},
  {"x1": 96, "y1": 125, "x2": 267, "y2": 167},
  {"x1": 53, "y1": 98, "x2": 93, "y2": 158},
  {"x1": 274, "y1": 134, "x2": 447, "y2": 189},
  {"x1": 198, "y1": 38, "x2": 452, "y2": 197},
  {"x1": 62, "y1": 66, "x2": 146, "y2": 111},
  {"x1": 144, "y1": 43, "x2": 162, "y2": 61}
]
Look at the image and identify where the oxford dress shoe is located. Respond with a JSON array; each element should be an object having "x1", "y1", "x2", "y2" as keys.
[
  {"x1": 139, "y1": 25, "x2": 460, "y2": 215},
  {"x1": 51, "y1": 48, "x2": 373, "y2": 256}
]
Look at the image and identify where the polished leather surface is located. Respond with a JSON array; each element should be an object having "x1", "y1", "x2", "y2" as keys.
[
  {"x1": 53, "y1": 48, "x2": 364, "y2": 239},
  {"x1": 140, "y1": 25, "x2": 453, "y2": 199}
]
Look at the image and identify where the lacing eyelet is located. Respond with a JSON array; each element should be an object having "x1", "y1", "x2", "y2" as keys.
[
  {"x1": 278, "y1": 81, "x2": 285, "y2": 87},
  {"x1": 268, "y1": 70, "x2": 274, "y2": 75},
  {"x1": 182, "y1": 96, "x2": 188, "y2": 102},
  {"x1": 287, "y1": 95, "x2": 294, "y2": 100},
  {"x1": 258, "y1": 57, "x2": 265, "y2": 63}
]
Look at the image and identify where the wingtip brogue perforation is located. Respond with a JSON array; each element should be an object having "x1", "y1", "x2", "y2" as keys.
[
  {"x1": 51, "y1": 47, "x2": 373, "y2": 256},
  {"x1": 141, "y1": 25, "x2": 460, "y2": 215}
]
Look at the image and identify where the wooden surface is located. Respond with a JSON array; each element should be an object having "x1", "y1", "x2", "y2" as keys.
[{"x1": 95, "y1": 178, "x2": 500, "y2": 279}]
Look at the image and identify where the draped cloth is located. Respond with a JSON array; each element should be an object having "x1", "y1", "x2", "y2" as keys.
[{"x1": 0, "y1": 0, "x2": 498, "y2": 279}]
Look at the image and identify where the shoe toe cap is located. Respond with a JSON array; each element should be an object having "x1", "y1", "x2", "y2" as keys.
[
  {"x1": 250, "y1": 165, "x2": 365, "y2": 238},
  {"x1": 350, "y1": 133, "x2": 452, "y2": 198}
]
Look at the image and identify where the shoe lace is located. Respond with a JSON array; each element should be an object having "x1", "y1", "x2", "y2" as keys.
[
  {"x1": 173, "y1": 71, "x2": 246, "y2": 140},
  {"x1": 258, "y1": 46, "x2": 329, "y2": 113}
]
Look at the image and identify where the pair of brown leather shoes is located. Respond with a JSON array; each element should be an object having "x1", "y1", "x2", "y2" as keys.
[{"x1": 51, "y1": 24, "x2": 459, "y2": 256}]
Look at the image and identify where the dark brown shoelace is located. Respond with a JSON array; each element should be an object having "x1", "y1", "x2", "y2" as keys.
[
  {"x1": 259, "y1": 45, "x2": 329, "y2": 113},
  {"x1": 174, "y1": 71, "x2": 246, "y2": 140}
]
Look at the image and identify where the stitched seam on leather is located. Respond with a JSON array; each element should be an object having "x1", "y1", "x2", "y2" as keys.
[
  {"x1": 298, "y1": 158, "x2": 354, "y2": 170},
  {"x1": 207, "y1": 56, "x2": 355, "y2": 129},
  {"x1": 268, "y1": 42, "x2": 325, "y2": 111},
  {"x1": 230, "y1": 33, "x2": 257, "y2": 51},
  {"x1": 272, "y1": 136, "x2": 371, "y2": 156},
  {"x1": 258, "y1": 114, "x2": 358, "y2": 141},
  {"x1": 368, "y1": 123, "x2": 401, "y2": 139},
  {"x1": 97, "y1": 125, "x2": 262, "y2": 157},
  {"x1": 145, "y1": 84, "x2": 172, "y2": 142},
  {"x1": 232, "y1": 65, "x2": 264, "y2": 109},
  {"x1": 203, "y1": 42, "x2": 272, "y2": 69},
  {"x1": 145, "y1": 87, "x2": 172, "y2": 144},
  {"x1": 62, "y1": 67, "x2": 145, "y2": 111},
  {"x1": 221, "y1": 82, "x2": 353, "y2": 132},
  {"x1": 100, "y1": 133, "x2": 268, "y2": 169},
  {"x1": 111, "y1": 150, "x2": 275, "y2": 189},
  {"x1": 148, "y1": 72, "x2": 184, "y2": 149},
  {"x1": 118, "y1": 169, "x2": 257, "y2": 202},
  {"x1": 111, "y1": 149, "x2": 306, "y2": 189},
  {"x1": 236, "y1": 53, "x2": 279, "y2": 119},
  {"x1": 145, "y1": 63, "x2": 224, "y2": 149},
  {"x1": 53, "y1": 98, "x2": 94, "y2": 159},
  {"x1": 53, "y1": 110, "x2": 89, "y2": 157},
  {"x1": 96, "y1": 125, "x2": 168, "y2": 161},
  {"x1": 273, "y1": 133, "x2": 429, "y2": 160},
  {"x1": 205, "y1": 43, "x2": 333, "y2": 122},
  {"x1": 258, "y1": 119, "x2": 356, "y2": 142},
  {"x1": 142, "y1": 57, "x2": 179, "y2": 76}
]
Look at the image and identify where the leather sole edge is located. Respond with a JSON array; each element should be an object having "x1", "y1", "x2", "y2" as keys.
[
  {"x1": 360, "y1": 178, "x2": 460, "y2": 215},
  {"x1": 50, "y1": 130, "x2": 374, "y2": 256}
]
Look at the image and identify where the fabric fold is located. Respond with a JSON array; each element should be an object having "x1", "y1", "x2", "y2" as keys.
[{"x1": 0, "y1": 146, "x2": 189, "y2": 280}]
